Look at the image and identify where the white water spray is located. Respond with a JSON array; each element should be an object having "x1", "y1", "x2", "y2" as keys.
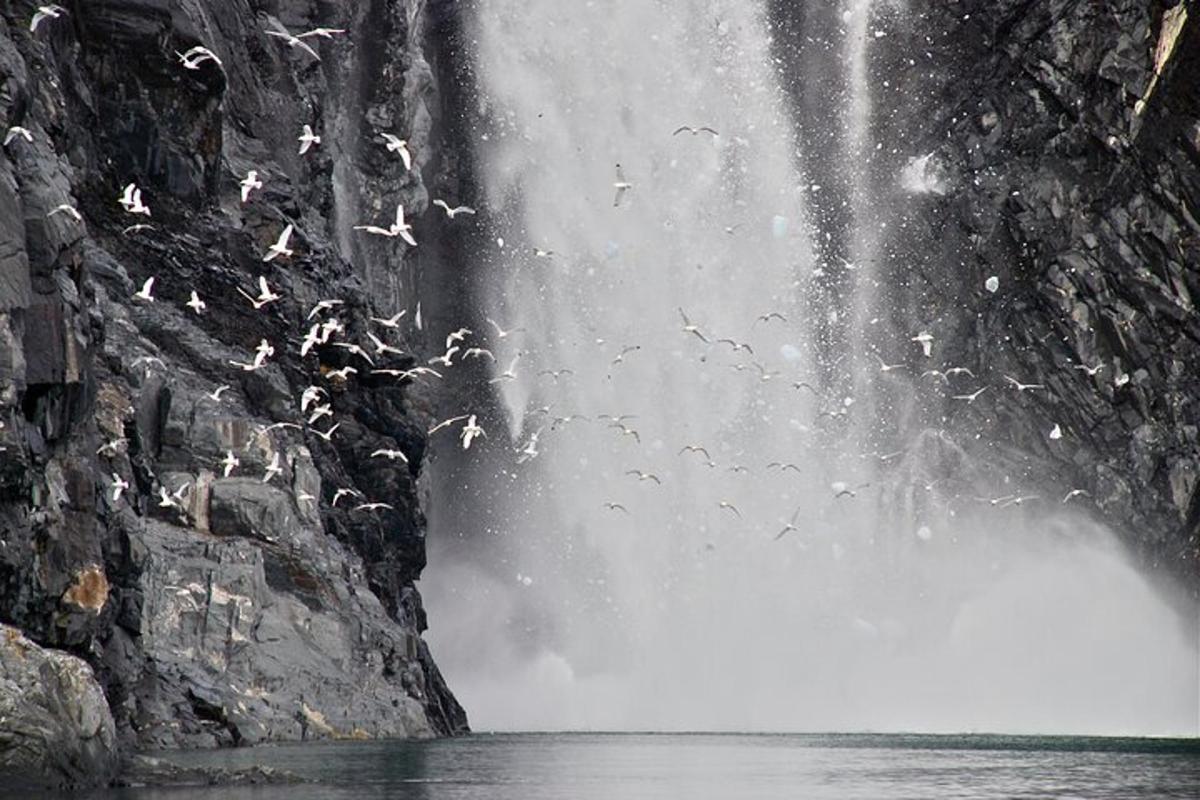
[{"x1": 424, "y1": 0, "x2": 1199, "y2": 736}]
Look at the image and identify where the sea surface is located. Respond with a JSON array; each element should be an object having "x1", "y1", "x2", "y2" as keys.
[{"x1": 62, "y1": 733, "x2": 1200, "y2": 799}]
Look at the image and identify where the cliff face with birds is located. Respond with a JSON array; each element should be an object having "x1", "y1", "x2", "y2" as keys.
[
  {"x1": 2, "y1": 0, "x2": 1200, "y2": 789},
  {"x1": 0, "y1": 0, "x2": 468, "y2": 787},
  {"x1": 771, "y1": 0, "x2": 1200, "y2": 582},
  {"x1": 875, "y1": 0, "x2": 1200, "y2": 581}
]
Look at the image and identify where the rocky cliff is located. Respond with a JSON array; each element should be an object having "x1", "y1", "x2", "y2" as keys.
[
  {"x1": 0, "y1": 0, "x2": 467, "y2": 786},
  {"x1": 879, "y1": 0, "x2": 1200, "y2": 581},
  {"x1": 773, "y1": 0, "x2": 1200, "y2": 584}
]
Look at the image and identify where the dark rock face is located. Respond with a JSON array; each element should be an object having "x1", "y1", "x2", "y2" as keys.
[
  {"x1": 880, "y1": 0, "x2": 1200, "y2": 579},
  {"x1": 775, "y1": 0, "x2": 1200, "y2": 582},
  {"x1": 0, "y1": 0, "x2": 465, "y2": 782}
]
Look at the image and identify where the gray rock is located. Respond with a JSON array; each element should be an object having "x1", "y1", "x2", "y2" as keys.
[{"x1": 0, "y1": 624, "x2": 118, "y2": 789}]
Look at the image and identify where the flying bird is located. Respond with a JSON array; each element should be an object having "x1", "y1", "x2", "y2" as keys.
[
  {"x1": 3, "y1": 126, "x2": 33, "y2": 146},
  {"x1": 460, "y1": 415, "x2": 485, "y2": 450},
  {"x1": 240, "y1": 170, "x2": 263, "y2": 202},
  {"x1": 133, "y1": 277, "x2": 156, "y2": 302},
  {"x1": 30, "y1": 5, "x2": 67, "y2": 33},
  {"x1": 298, "y1": 27, "x2": 348, "y2": 39},
  {"x1": 297, "y1": 124, "x2": 321, "y2": 155},
  {"x1": 263, "y1": 224, "x2": 294, "y2": 261},
  {"x1": 678, "y1": 308, "x2": 710, "y2": 342},
  {"x1": 177, "y1": 45, "x2": 223, "y2": 70},
  {"x1": 354, "y1": 502, "x2": 394, "y2": 512},
  {"x1": 672, "y1": 125, "x2": 720, "y2": 137},
  {"x1": 1004, "y1": 376, "x2": 1044, "y2": 392},
  {"x1": 48, "y1": 204, "x2": 82, "y2": 221},
  {"x1": 118, "y1": 183, "x2": 151, "y2": 216},
  {"x1": 262, "y1": 453, "x2": 284, "y2": 483},
  {"x1": 911, "y1": 332, "x2": 934, "y2": 357},
  {"x1": 265, "y1": 24, "x2": 322, "y2": 60},
  {"x1": 489, "y1": 353, "x2": 521, "y2": 384},
  {"x1": 370, "y1": 448, "x2": 409, "y2": 463},
  {"x1": 613, "y1": 163, "x2": 633, "y2": 207},
  {"x1": 109, "y1": 474, "x2": 130, "y2": 502},
  {"x1": 353, "y1": 204, "x2": 417, "y2": 246},
  {"x1": 380, "y1": 134, "x2": 412, "y2": 170},
  {"x1": 371, "y1": 310, "x2": 408, "y2": 328},
  {"x1": 486, "y1": 318, "x2": 525, "y2": 339},
  {"x1": 951, "y1": 387, "x2": 988, "y2": 403},
  {"x1": 306, "y1": 299, "x2": 343, "y2": 320},
  {"x1": 205, "y1": 385, "x2": 230, "y2": 402},
  {"x1": 186, "y1": 291, "x2": 206, "y2": 314},
  {"x1": 428, "y1": 415, "x2": 469, "y2": 435},
  {"x1": 433, "y1": 199, "x2": 476, "y2": 219},
  {"x1": 237, "y1": 275, "x2": 282, "y2": 309}
]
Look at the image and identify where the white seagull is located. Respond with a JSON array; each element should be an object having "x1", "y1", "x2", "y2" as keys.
[
  {"x1": 433, "y1": 199, "x2": 476, "y2": 219},
  {"x1": 678, "y1": 307, "x2": 710, "y2": 342},
  {"x1": 237, "y1": 276, "x2": 282, "y2": 309},
  {"x1": 240, "y1": 170, "x2": 263, "y2": 203},
  {"x1": 118, "y1": 183, "x2": 151, "y2": 216},
  {"x1": 110, "y1": 474, "x2": 130, "y2": 502},
  {"x1": 460, "y1": 415, "x2": 485, "y2": 450},
  {"x1": 353, "y1": 204, "x2": 417, "y2": 246},
  {"x1": 3, "y1": 126, "x2": 33, "y2": 146},
  {"x1": 185, "y1": 291, "x2": 206, "y2": 314},
  {"x1": 486, "y1": 318, "x2": 525, "y2": 340},
  {"x1": 370, "y1": 310, "x2": 407, "y2": 328},
  {"x1": 220, "y1": 450, "x2": 239, "y2": 477},
  {"x1": 262, "y1": 452, "x2": 283, "y2": 483},
  {"x1": 133, "y1": 277, "x2": 155, "y2": 302},
  {"x1": 48, "y1": 203, "x2": 82, "y2": 221},
  {"x1": 306, "y1": 299, "x2": 343, "y2": 320},
  {"x1": 263, "y1": 224, "x2": 294, "y2": 261},
  {"x1": 380, "y1": 133, "x2": 412, "y2": 170},
  {"x1": 298, "y1": 27, "x2": 347, "y2": 39},
  {"x1": 177, "y1": 45, "x2": 223, "y2": 70},
  {"x1": 297, "y1": 124, "x2": 321, "y2": 155},
  {"x1": 911, "y1": 332, "x2": 934, "y2": 357},
  {"x1": 30, "y1": 5, "x2": 67, "y2": 33},
  {"x1": 370, "y1": 448, "x2": 409, "y2": 463},
  {"x1": 265, "y1": 24, "x2": 322, "y2": 60},
  {"x1": 613, "y1": 163, "x2": 633, "y2": 207}
]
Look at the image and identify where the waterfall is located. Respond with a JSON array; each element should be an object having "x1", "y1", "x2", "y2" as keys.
[{"x1": 423, "y1": 0, "x2": 1199, "y2": 735}]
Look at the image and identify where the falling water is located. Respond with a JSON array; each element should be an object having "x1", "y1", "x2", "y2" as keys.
[{"x1": 423, "y1": 0, "x2": 1199, "y2": 735}]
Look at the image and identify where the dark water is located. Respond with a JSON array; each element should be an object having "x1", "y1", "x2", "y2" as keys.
[{"x1": 67, "y1": 733, "x2": 1200, "y2": 799}]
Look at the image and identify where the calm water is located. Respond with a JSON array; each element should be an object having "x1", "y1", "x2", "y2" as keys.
[{"x1": 63, "y1": 733, "x2": 1200, "y2": 800}]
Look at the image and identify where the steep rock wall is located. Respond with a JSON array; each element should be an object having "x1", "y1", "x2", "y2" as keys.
[{"x1": 0, "y1": 0, "x2": 466, "y2": 776}]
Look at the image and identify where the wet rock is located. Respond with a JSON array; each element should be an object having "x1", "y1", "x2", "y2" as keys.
[{"x1": 0, "y1": 624, "x2": 118, "y2": 790}]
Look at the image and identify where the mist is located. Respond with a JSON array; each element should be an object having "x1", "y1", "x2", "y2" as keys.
[{"x1": 423, "y1": 0, "x2": 1200, "y2": 737}]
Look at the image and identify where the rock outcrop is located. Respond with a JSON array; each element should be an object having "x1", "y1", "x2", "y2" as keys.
[
  {"x1": 775, "y1": 0, "x2": 1200, "y2": 583},
  {"x1": 0, "y1": 0, "x2": 466, "y2": 783},
  {"x1": 0, "y1": 623, "x2": 118, "y2": 789},
  {"x1": 880, "y1": 0, "x2": 1200, "y2": 579}
]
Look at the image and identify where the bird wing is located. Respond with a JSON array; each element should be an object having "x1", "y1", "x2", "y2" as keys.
[
  {"x1": 671, "y1": 126, "x2": 692, "y2": 136},
  {"x1": 276, "y1": 223, "x2": 293, "y2": 248},
  {"x1": 398, "y1": 146, "x2": 412, "y2": 172}
]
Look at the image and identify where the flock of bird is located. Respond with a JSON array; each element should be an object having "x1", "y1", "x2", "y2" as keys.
[
  {"x1": 9, "y1": 8, "x2": 494, "y2": 520},
  {"x1": 9, "y1": 5, "x2": 1101, "y2": 543}
]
